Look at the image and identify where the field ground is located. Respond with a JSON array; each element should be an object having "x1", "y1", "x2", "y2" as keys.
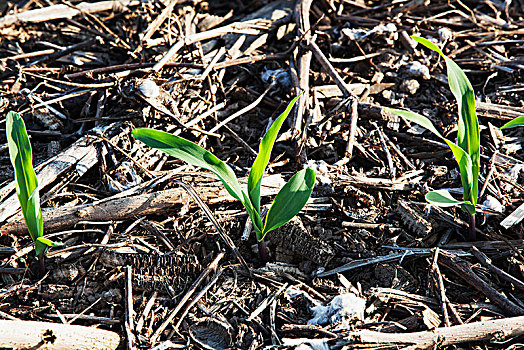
[{"x1": 0, "y1": 0, "x2": 524, "y2": 349}]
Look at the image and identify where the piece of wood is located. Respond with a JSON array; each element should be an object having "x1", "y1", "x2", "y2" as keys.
[
  {"x1": 0, "y1": 174, "x2": 286, "y2": 235},
  {"x1": 337, "y1": 315, "x2": 524, "y2": 349},
  {"x1": 0, "y1": 320, "x2": 120, "y2": 349},
  {"x1": 501, "y1": 202, "x2": 524, "y2": 229},
  {"x1": 471, "y1": 246, "x2": 524, "y2": 291},
  {"x1": 0, "y1": 0, "x2": 139, "y2": 28}
]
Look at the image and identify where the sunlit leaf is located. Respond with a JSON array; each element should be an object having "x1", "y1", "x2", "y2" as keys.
[
  {"x1": 261, "y1": 168, "x2": 315, "y2": 240},
  {"x1": 6, "y1": 112, "x2": 52, "y2": 257},
  {"x1": 36, "y1": 237, "x2": 62, "y2": 247},
  {"x1": 411, "y1": 36, "x2": 480, "y2": 207},
  {"x1": 501, "y1": 116, "x2": 524, "y2": 130},
  {"x1": 6, "y1": 112, "x2": 38, "y2": 218},
  {"x1": 387, "y1": 108, "x2": 474, "y2": 213},
  {"x1": 132, "y1": 128, "x2": 262, "y2": 230},
  {"x1": 248, "y1": 93, "x2": 301, "y2": 214},
  {"x1": 426, "y1": 190, "x2": 470, "y2": 207}
]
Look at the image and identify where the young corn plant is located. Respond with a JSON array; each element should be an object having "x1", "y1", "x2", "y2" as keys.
[
  {"x1": 132, "y1": 95, "x2": 315, "y2": 261},
  {"x1": 387, "y1": 36, "x2": 480, "y2": 240},
  {"x1": 6, "y1": 112, "x2": 60, "y2": 269},
  {"x1": 501, "y1": 116, "x2": 524, "y2": 130}
]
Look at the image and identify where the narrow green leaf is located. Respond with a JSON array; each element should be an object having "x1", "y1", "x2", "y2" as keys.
[
  {"x1": 260, "y1": 168, "x2": 315, "y2": 240},
  {"x1": 6, "y1": 112, "x2": 39, "y2": 216},
  {"x1": 248, "y1": 93, "x2": 301, "y2": 214},
  {"x1": 132, "y1": 128, "x2": 262, "y2": 231},
  {"x1": 411, "y1": 36, "x2": 445, "y2": 57},
  {"x1": 25, "y1": 189, "x2": 43, "y2": 244},
  {"x1": 35, "y1": 236, "x2": 62, "y2": 256},
  {"x1": 387, "y1": 107, "x2": 474, "y2": 204},
  {"x1": 36, "y1": 237, "x2": 62, "y2": 247},
  {"x1": 133, "y1": 128, "x2": 244, "y2": 201},
  {"x1": 501, "y1": 116, "x2": 524, "y2": 129},
  {"x1": 411, "y1": 36, "x2": 480, "y2": 207},
  {"x1": 426, "y1": 190, "x2": 470, "y2": 207},
  {"x1": 6, "y1": 112, "x2": 48, "y2": 255}
]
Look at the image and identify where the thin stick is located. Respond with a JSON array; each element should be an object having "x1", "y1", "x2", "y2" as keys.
[
  {"x1": 345, "y1": 97, "x2": 359, "y2": 159},
  {"x1": 174, "y1": 268, "x2": 223, "y2": 329},
  {"x1": 29, "y1": 37, "x2": 98, "y2": 66},
  {"x1": 209, "y1": 81, "x2": 275, "y2": 133},
  {"x1": 174, "y1": 180, "x2": 251, "y2": 276},
  {"x1": 124, "y1": 266, "x2": 134, "y2": 350},
  {"x1": 438, "y1": 251, "x2": 524, "y2": 316},
  {"x1": 430, "y1": 248, "x2": 450, "y2": 326},
  {"x1": 471, "y1": 246, "x2": 524, "y2": 291}
]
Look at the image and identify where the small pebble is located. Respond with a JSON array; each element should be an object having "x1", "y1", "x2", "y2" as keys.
[
  {"x1": 438, "y1": 28, "x2": 453, "y2": 41},
  {"x1": 400, "y1": 79, "x2": 420, "y2": 94},
  {"x1": 407, "y1": 61, "x2": 431, "y2": 80},
  {"x1": 483, "y1": 195, "x2": 504, "y2": 214},
  {"x1": 138, "y1": 79, "x2": 160, "y2": 98}
]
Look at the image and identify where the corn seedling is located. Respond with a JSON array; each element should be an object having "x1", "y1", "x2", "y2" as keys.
[
  {"x1": 132, "y1": 95, "x2": 315, "y2": 261},
  {"x1": 6, "y1": 112, "x2": 60, "y2": 268},
  {"x1": 387, "y1": 36, "x2": 480, "y2": 240},
  {"x1": 501, "y1": 116, "x2": 524, "y2": 130}
]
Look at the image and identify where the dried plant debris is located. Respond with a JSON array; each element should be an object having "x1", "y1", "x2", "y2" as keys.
[
  {"x1": 100, "y1": 250, "x2": 201, "y2": 293},
  {"x1": 270, "y1": 217, "x2": 335, "y2": 267},
  {"x1": 397, "y1": 200, "x2": 435, "y2": 237},
  {"x1": 0, "y1": 0, "x2": 523, "y2": 348}
]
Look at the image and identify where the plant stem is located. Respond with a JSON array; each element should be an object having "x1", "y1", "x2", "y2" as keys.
[
  {"x1": 258, "y1": 240, "x2": 267, "y2": 263},
  {"x1": 38, "y1": 255, "x2": 45, "y2": 276},
  {"x1": 469, "y1": 214, "x2": 476, "y2": 241}
]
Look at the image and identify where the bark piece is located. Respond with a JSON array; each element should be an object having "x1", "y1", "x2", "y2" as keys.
[
  {"x1": 397, "y1": 200, "x2": 434, "y2": 236},
  {"x1": 271, "y1": 217, "x2": 335, "y2": 267},
  {"x1": 0, "y1": 0, "x2": 139, "y2": 28},
  {"x1": 0, "y1": 174, "x2": 287, "y2": 235},
  {"x1": 100, "y1": 250, "x2": 201, "y2": 294},
  {"x1": 0, "y1": 320, "x2": 120, "y2": 350}
]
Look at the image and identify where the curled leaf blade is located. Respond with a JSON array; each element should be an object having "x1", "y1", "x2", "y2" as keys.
[
  {"x1": 6, "y1": 112, "x2": 49, "y2": 256},
  {"x1": 261, "y1": 168, "x2": 315, "y2": 240},
  {"x1": 248, "y1": 93, "x2": 301, "y2": 213}
]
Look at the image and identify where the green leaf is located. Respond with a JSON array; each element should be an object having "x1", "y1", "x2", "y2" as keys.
[
  {"x1": 387, "y1": 108, "x2": 474, "y2": 211},
  {"x1": 132, "y1": 128, "x2": 262, "y2": 231},
  {"x1": 25, "y1": 189, "x2": 43, "y2": 244},
  {"x1": 426, "y1": 190, "x2": 470, "y2": 207},
  {"x1": 35, "y1": 236, "x2": 62, "y2": 257},
  {"x1": 36, "y1": 237, "x2": 62, "y2": 247},
  {"x1": 133, "y1": 128, "x2": 244, "y2": 200},
  {"x1": 260, "y1": 168, "x2": 315, "y2": 241},
  {"x1": 6, "y1": 112, "x2": 39, "y2": 217},
  {"x1": 501, "y1": 116, "x2": 524, "y2": 129},
  {"x1": 6, "y1": 112, "x2": 48, "y2": 256},
  {"x1": 411, "y1": 36, "x2": 480, "y2": 207},
  {"x1": 248, "y1": 94, "x2": 301, "y2": 214}
]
